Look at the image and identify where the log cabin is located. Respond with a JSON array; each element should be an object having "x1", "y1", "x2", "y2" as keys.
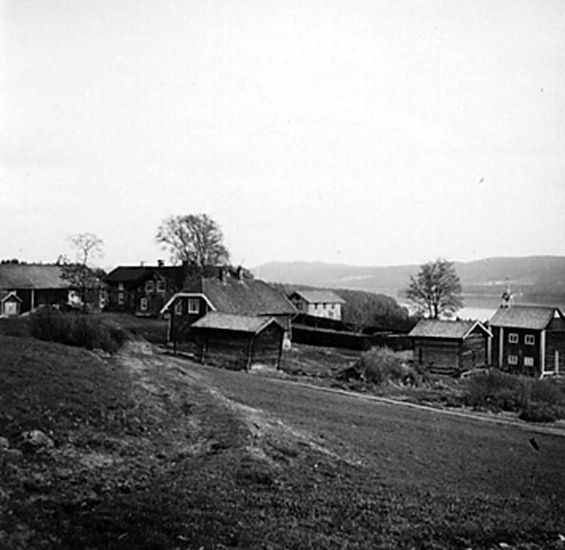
[
  {"x1": 190, "y1": 312, "x2": 285, "y2": 370},
  {"x1": 409, "y1": 319, "x2": 492, "y2": 376}
]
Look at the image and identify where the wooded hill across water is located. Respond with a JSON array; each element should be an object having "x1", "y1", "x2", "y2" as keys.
[{"x1": 255, "y1": 256, "x2": 565, "y2": 302}]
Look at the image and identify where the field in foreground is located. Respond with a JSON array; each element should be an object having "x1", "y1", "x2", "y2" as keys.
[{"x1": 1, "y1": 334, "x2": 565, "y2": 549}]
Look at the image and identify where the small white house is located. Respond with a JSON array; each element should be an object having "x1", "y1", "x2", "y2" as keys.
[{"x1": 289, "y1": 290, "x2": 345, "y2": 320}]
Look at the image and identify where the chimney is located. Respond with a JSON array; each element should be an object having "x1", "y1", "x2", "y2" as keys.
[
  {"x1": 140, "y1": 261, "x2": 145, "y2": 267},
  {"x1": 157, "y1": 259, "x2": 164, "y2": 268}
]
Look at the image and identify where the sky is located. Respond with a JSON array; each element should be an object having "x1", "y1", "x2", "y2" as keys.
[{"x1": 1, "y1": 0, "x2": 563, "y2": 270}]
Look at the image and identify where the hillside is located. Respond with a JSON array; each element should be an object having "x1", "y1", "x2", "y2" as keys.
[{"x1": 255, "y1": 256, "x2": 565, "y2": 300}]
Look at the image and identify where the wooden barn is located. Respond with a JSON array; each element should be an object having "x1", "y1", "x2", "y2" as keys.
[
  {"x1": 190, "y1": 312, "x2": 285, "y2": 370},
  {"x1": 409, "y1": 319, "x2": 492, "y2": 375}
]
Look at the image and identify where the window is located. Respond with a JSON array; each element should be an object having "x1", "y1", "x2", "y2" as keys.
[
  {"x1": 508, "y1": 355, "x2": 518, "y2": 365},
  {"x1": 188, "y1": 298, "x2": 199, "y2": 314},
  {"x1": 156, "y1": 280, "x2": 166, "y2": 293},
  {"x1": 509, "y1": 333, "x2": 518, "y2": 344},
  {"x1": 118, "y1": 292, "x2": 124, "y2": 305},
  {"x1": 140, "y1": 298, "x2": 148, "y2": 311},
  {"x1": 525, "y1": 335, "x2": 535, "y2": 345},
  {"x1": 118, "y1": 282, "x2": 124, "y2": 291},
  {"x1": 174, "y1": 300, "x2": 183, "y2": 315},
  {"x1": 524, "y1": 357, "x2": 534, "y2": 367},
  {"x1": 145, "y1": 280, "x2": 155, "y2": 293}
]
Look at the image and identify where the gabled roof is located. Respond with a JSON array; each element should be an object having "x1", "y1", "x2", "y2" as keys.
[
  {"x1": 191, "y1": 312, "x2": 283, "y2": 334},
  {"x1": 0, "y1": 264, "x2": 70, "y2": 290},
  {"x1": 194, "y1": 278, "x2": 296, "y2": 316},
  {"x1": 290, "y1": 290, "x2": 345, "y2": 304},
  {"x1": 1, "y1": 290, "x2": 23, "y2": 303},
  {"x1": 409, "y1": 319, "x2": 491, "y2": 339},
  {"x1": 489, "y1": 306, "x2": 563, "y2": 330}
]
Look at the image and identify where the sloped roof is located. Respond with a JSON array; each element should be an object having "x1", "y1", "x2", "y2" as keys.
[
  {"x1": 198, "y1": 278, "x2": 297, "y2": 316},
  {"x1": 0, "y1": 264, "x2": 70, "y2": 289},
  {"x1": 409, "y1": 319, "x2": 490, "y2": 339},
  {"x1": 105, "y1": 265, "x2": 187, "y2": 287},
  {"x1": 291, "y1": 290, "x2": 345, "y2": 304},
  {"x1": 489, "y1": 306, "x2": 561, "y2": 330},
  {"x1": 191, "y1": 312, "x2": 283, "y2": 333}
]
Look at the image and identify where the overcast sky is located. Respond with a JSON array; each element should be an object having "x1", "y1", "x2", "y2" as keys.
[{"x1": 1, "y1": 0, "x2": 563, "y2": 270}]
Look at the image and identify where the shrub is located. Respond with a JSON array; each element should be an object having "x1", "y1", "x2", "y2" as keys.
[
  {"x1": 30, "y1": 308, "x2": 127, "y2": 353},
  {"x1": 463, "y1": 369, "x2": 565, "y2": 422},
  {"x1": 346, "y1": 347, "x2": 418, "y2": 386}
]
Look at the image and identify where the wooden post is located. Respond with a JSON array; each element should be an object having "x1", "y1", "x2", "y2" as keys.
[{"x1": 540, "y1": 330, "x2": 546, "y2": 375}]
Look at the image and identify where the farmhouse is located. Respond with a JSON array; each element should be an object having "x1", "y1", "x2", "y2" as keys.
[
  {"x1": 190, "y1": 312, "x2": 286, "y2": 370},
  {"x1": 105, "y1": 261, "x2": 190, "y2": 317},
  {"x1": 409, "y1": 319, "x2": 492, "y2": 375},
  {"x1": 489, "y1": 305, "x2": 565, "y2": 378},
  {"x1": 161, "y1": 269, "x2": 297, "y2": 345},
  {"x1": 0, "y1": 263, "x2": 81, "y2": 316},
  {"x1": 289, "y1": 290, "x2": 345, "y2": 320}
]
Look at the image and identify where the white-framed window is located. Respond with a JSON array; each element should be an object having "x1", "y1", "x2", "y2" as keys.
[
  {"x1": 524, "y1": 357, "x2": 534, "y2": 367},
  {"x1": 140, "y1": 298, "x2": 148, "y2": 311},
  {"x1": 174, "y1": 299, "x2": 183, "y2": 315},
  {"x1": 188, "y1": 298, "x2": 199, "y2": 314},
  {"x1": 525, "y1": 335, "x2": 535, "y2": 345},
  {"x1": 118, "y1": 282, "x2": 124, "y2": 291},
  {"x1": 509, "y1": 333, "x2": 518, "y2": 344},
  {"x1": 508, "y1": 355, "x2": 518, "y2": 365},
  {"x1": 145, "y1": 280, "x2": 155, "y2": 293},
  {"x1": 156, "y1": 280, "x2": 166, "y2": 293},
  {"x1": 118, "y1": 292, "x2": 124, "y2": 305}
]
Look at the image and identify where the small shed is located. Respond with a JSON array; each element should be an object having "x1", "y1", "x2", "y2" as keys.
[
  {"x1": 1, "y1": 291, "x2": 23, "y2": 316},
  {"x1": 409, "y1": 319, "x2": 492, "y2": 375},
  {"x1": 190, "y1": 312, "x2": 285, "y2": 370}
]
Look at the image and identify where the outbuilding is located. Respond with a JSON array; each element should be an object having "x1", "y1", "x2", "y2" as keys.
[
  {"x1": 409, "y1": 319, "x2": 492, "y2": 375},
  {"x1": 190, "y1": 312, "x2": 286, "y2": 370}
]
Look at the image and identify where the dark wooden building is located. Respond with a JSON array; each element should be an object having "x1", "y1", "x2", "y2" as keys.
[
  {"x1": 409, "y1": 319, "x2": 492, "y2": 376},
  {"x1": 161, "y1": 269, "x2": 297, "y2": 345},
  {"x1": 104, "y1": 261, "x2": 189, "y2": 317},
  {"x1": 190, "y1": 312, "x2": 285, "y2": 370},
  {"x1": 489, "y1": 305, "x2": 565, "y2": 378},
  {"x1": 0, "y1": 263, "x2": 80, "y2": 315}
]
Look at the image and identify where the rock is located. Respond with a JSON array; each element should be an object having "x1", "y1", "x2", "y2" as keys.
[
  {"x1": 0, "y1": 437, "x2": 10, "y2": 450},
  {"x1": 20, "y1": 430, "x2": 55, "y2": 453}
]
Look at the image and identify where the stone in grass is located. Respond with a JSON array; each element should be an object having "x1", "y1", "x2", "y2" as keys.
[{"x1": 19, "y1": 430, "x2": 55, "y2": 454}]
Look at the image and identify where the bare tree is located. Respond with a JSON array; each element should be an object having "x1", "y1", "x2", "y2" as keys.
[
  {"x1": 406, "y1": 258, "x2": 463, "y2": 319},
  {"x1": 155, "y1": 214, "x2": 230, "y2": 268},
  {"x1": 61, "y1": 233, "x2": 105, "y2": 310}
]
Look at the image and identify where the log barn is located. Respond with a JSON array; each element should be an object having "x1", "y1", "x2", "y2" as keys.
[
  {"x1": 409, "y1": 319, "x2": 492, "y2": 376},
  {"x1": 190, "y1": 312, "x2": 285, "y2": 370}
]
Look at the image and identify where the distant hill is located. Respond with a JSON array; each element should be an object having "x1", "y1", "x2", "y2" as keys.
[{"x1": 254, "y1": 256, "x2": 565, "y2": 301}]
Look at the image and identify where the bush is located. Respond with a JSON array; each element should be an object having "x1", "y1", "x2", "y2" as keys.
[
  {"x1": 463, "y1": 369, "x2": 565, "y2": 422},
  {"x1": 345, "y1": 347, "x2": 418, "y2": 386},
  {"x1": 30, "y1": 308, "x2": 127, "y2": 353}
]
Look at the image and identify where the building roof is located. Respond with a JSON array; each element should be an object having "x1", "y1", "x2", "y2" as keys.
[
  {"x1": 202, "y1": 278, "x2": 297, "y2": 315},
  {"x1": 0, "y1": 264, "x2": 70, "y2": 290},
  {"x1": 409, "y1": 319, "x2": 491, "y2": 339},
  {"x1": 191, "y1": 312, "x2": 283, "y2": 334},
  {"x1": 105, "y1": 265, "x2": 187, "y2": 285},
  {"x1": 488, "y1": 305, "x2": 562, "y2": 330},
  {"x1": 291, "y1": 290, "x2": 345, "y2": 304}
]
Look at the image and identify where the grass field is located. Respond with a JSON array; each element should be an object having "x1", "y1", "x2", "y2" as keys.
[{"x1": 1, "y1": 332, "x2": 565, "y2": 549}]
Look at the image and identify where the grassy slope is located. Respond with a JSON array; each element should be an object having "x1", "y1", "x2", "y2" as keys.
[{"x1": 1, "y1": 334, "x2": 565, "y2": 549}]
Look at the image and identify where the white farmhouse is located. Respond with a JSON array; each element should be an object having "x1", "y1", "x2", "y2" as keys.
[{"x1": 289, "y1": 290, "x2": 345, "y2": 320}]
